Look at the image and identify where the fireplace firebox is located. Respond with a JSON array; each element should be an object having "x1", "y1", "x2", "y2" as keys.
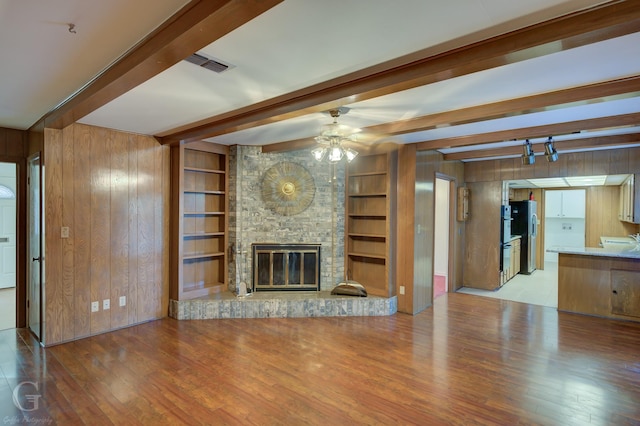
[{"x1": 252, "y1": 243, "x2": 321, "y2": 291}]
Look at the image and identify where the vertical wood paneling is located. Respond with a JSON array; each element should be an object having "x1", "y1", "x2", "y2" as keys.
[
  {"x1": 609, "y1": 149, "x2": 629, "y2": 175},
  {"x1": 90, "y1": 128, "x2": 112, "y2": 334},
  {"x1": 128, "y1": 134, "x2": 139, "y2": 325},
  {"x1": 629, "y1": 147, "x2": 640, "y2": 173},
  {"x1": 153, "y1": 139, "x2": 167, "y2": 317},
  {"x1": 44, "y1": 128, "x2": 63, "y2": 345},
  {"x1": 466, "y1": 146, "x2": 640, "y2": 182},
  {"x1": 463, "y1": 181, "x2": 501, "y2": 290},
  {"x1": 0, "y1": 128, "x2": 6, "y2": 154},
  {"x1": 585, "y1": 186, "x2": 638, "y2": 247},
  {"x1": 73, "y1": 126, "x2": 91, "y2": 338},
  {"x1": 61, "y1": 126, "x2": 75, "y2": 341},
  {"x1": 110, "y1": 132, "x2": 129, "y2": 329},
  {"x1": 395, "y1": 145, "x2": 416, "y2": 314},
  {"x1": 160, "y1": 145, "x2": 170, "y2": 317},
  {"x1": 44, "y1": 123, "x2": 168, "y2": 345},
  {"x1": 137, "y1": 136, "x2": 156, "y2": 322},
  {"x1": 498, "y1": 158, "x2": 515, "y2": 181},
  {"x1": 591, "y1": 150, "x2": 610, "y2": 175}
]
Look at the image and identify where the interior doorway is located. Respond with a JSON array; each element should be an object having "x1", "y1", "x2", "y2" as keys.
[
  {"x1": 434, "y1": 176, "x2": 451, "y2": 299},
  {"x1": 0, "y1": 162, "x2": 17, "y2": 331},
  {"x1": 27, "y1": 154, "x2": 42, "y2": 340}
]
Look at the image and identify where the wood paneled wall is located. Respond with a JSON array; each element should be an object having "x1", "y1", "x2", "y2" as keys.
[
  {"x1": 44, "y1": 123, "x2": 169, "y2": 346},
  {"x1": 465, "y1": 147, "x2": 640, "y2": 182},
  {"x1": 396, "y1": 147, "x2": 464, "y2": 314},
  {"x1": 585, "y1": 186, "x2": 637, "y2": 246},
  {"x1": 463, "y1": 148, "x2": 640, "y2": 289},
  {"x1": 463, "y1": 181, "x2": 502, "y2": 290}
]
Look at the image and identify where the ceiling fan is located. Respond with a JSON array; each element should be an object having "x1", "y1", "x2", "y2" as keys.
[{"x1": 311, "y1": 107, "x2": 398, "y2": 162}]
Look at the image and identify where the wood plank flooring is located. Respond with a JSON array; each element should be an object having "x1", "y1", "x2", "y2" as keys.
[{"x1": 1, "y1": 293, "x2": 639, "y2": 425}]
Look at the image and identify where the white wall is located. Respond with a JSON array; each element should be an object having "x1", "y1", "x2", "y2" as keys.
[{"x1": 434, "y1": 178, "x2": 449, "y2": 276}]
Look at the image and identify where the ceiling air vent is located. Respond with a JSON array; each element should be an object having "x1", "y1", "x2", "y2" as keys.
[{"x1": 184, "y1": 53, "x2": 233, "y2": 73}]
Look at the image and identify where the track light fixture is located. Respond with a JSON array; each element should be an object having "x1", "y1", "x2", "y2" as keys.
[
  {"x1": 521, "y1": 139, "x2": 535, "y2": 165},
  {"x1": 544, "y1": 136, "x2": 558, "y2": 162}
]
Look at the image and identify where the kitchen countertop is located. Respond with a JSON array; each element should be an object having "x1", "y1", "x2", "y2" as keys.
[{"x1": 547, "y1": 245, "x2": 640, "y2": 259}]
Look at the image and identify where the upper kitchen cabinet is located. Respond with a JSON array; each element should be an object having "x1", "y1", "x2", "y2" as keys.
[
  {"x1": 619, "y1": 174, "x2": 640, "y2": 224},
  {"x1": 545, "y1": 190, "x2": 585, "y2": 218}
]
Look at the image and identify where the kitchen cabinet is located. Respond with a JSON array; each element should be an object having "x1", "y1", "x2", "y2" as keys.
[
  {"x1": 502, "y1": 236, "x2": 521, "y2": 284},
  {"x1": 618, "y1": 174, "x2": 639, "y2": 223},
  {"x1": 545, "y1": 189, "x2": 585, "y2": 218}
]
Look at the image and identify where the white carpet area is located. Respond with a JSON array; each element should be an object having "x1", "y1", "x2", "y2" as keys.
[
  {"x1": 0, "y1": 287, "x2": 16, "y2": 330},
  {"x1": 457, "y1": 263, "x2": 558, "y2": 308}
]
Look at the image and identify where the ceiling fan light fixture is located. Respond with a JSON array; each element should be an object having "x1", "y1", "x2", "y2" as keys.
[
  {"x1": 312, "y1": 108, "x2": 359, "y2": 164},
  {"x1": 544, "y1": 137, "x2": 559, "y2": 162},
  {"x1": 344, "y1": 147, "x2": 358, "y2": 162},
  {"x1": 311, "y1": 146, "x2": 327, "y2": 161},
  {"x1": 521, "y1": 139, "x2": 535, "y2": 165},
  {"x1": 328, "y1": 144, "x2": 344, "y2": 162}
]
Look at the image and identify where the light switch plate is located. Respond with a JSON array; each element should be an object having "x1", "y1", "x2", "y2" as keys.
[
  {"x1": 103, "y1": 299, "x2": 110, "y2": 310},
  {"x1": 61, "y1": 226, "x2": 69, "y2": 238},
  {"x1": 91, "y1": 301, "x2": 99, "y2": 312},
  {"x1": 119, "y1": 296, "x2": 126, "y2": 307}
]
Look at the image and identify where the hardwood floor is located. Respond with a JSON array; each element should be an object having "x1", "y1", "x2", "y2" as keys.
[{"x1": 1, "y1": 293, "x2": 639, "y2": 425}]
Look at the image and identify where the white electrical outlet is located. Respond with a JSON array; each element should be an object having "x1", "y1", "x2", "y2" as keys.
[
  {"x1": 103, "y1": 299, "x2": 110, "y2": 310},
  {"x1": 61, "y1": 226, "x2": 69, "y2": 238},
  {"x1": 91, "y1": 301, "x2": 99, "y2": 312},
  {"x1": 399, "y1": 286, "x2": 405, "y2": 295},
  {"x1": 119, "y1": 296, "x2": 126, "y2": 307}
]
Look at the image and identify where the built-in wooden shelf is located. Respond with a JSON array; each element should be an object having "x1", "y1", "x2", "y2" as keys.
[
  {"x1": 184, "y1": 232, "x2": 225, "y2": 237},
  {"x1": 345, "y1": 152, "x2": 397, "y2": 297},
  {"x1": 184, "y1": 211, "x2": 225, "y2": 215},
  {"x1": 184, "y1": 190, "x2": 225, "y2": 195},
  {"x1": 184, "y1": 166, "x2": 225, "y2": 174},
  {"x1": 171, "y1": 142, "x2": 229, "y2": 301},
  {"x1": 348, "y1": 233, "x2": 386, "y2": 239},
  {"x1": 183, "y1": 252, "x2": 225, "y2": 260},
  {"x1": 347, "y1": 252, "x2": 387, "y2": 260}
]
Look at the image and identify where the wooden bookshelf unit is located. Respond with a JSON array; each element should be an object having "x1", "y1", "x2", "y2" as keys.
[
  {"x1": 171, "y1": 142, "x2": 229, "y2": 300},
  {"x1": 345, "y1": 152, "x2": 396, "y2": 297}
]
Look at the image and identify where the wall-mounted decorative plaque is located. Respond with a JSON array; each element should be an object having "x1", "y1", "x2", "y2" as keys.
[{"x1": 261, "y1": 162, "x2": 316, "y2": 216}]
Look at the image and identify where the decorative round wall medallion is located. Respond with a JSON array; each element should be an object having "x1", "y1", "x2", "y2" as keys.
[{"x1": 261, "y1": 162, "x2": 316, "y2": 216}]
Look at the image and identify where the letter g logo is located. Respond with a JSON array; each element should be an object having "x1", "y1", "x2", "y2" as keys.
[{"x1": 12, "y1": 381, "x2": 41, "y2": 412}]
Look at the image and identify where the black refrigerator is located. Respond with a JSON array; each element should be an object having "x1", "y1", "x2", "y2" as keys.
[{"x1": 509, "y1": 200, "x2": 537, "y2": 274}]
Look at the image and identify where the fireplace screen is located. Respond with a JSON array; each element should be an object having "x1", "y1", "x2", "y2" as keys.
[{"x1": 252, "y1": 244, "x2": 320, "y2": 291}]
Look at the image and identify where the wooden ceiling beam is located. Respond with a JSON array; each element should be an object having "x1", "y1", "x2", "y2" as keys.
[
  {"x1": 365, "y1": 75, "x2": 640, "y2": 136},
  {"x1": 29, "y1": 0, "x2": 283, "y2": 131},
  {"x1": 416, "y1": 112, "x2": 640, "y2": 150},
  {"x1": 442, "y1": 133, "x2": 640, "y2": 161},
  {"x1": 160, "y1": 0, "x2": 640, "y2": 144}
]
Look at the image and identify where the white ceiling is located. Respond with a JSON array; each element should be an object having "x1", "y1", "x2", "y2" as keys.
[{"x1": 2, "y1": 0, "x2": 639, "y2": 161}]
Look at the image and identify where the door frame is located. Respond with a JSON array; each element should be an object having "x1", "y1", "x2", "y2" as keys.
[
  {"x1": 26, "y1": 153, "x2": 42, "y2": 339},
  {"x1": 434, "y1": 172, "x2": 456, "y2": 295},
  {"x1": 0, "y1": 155, "x2": 27, "y2": 328}
]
